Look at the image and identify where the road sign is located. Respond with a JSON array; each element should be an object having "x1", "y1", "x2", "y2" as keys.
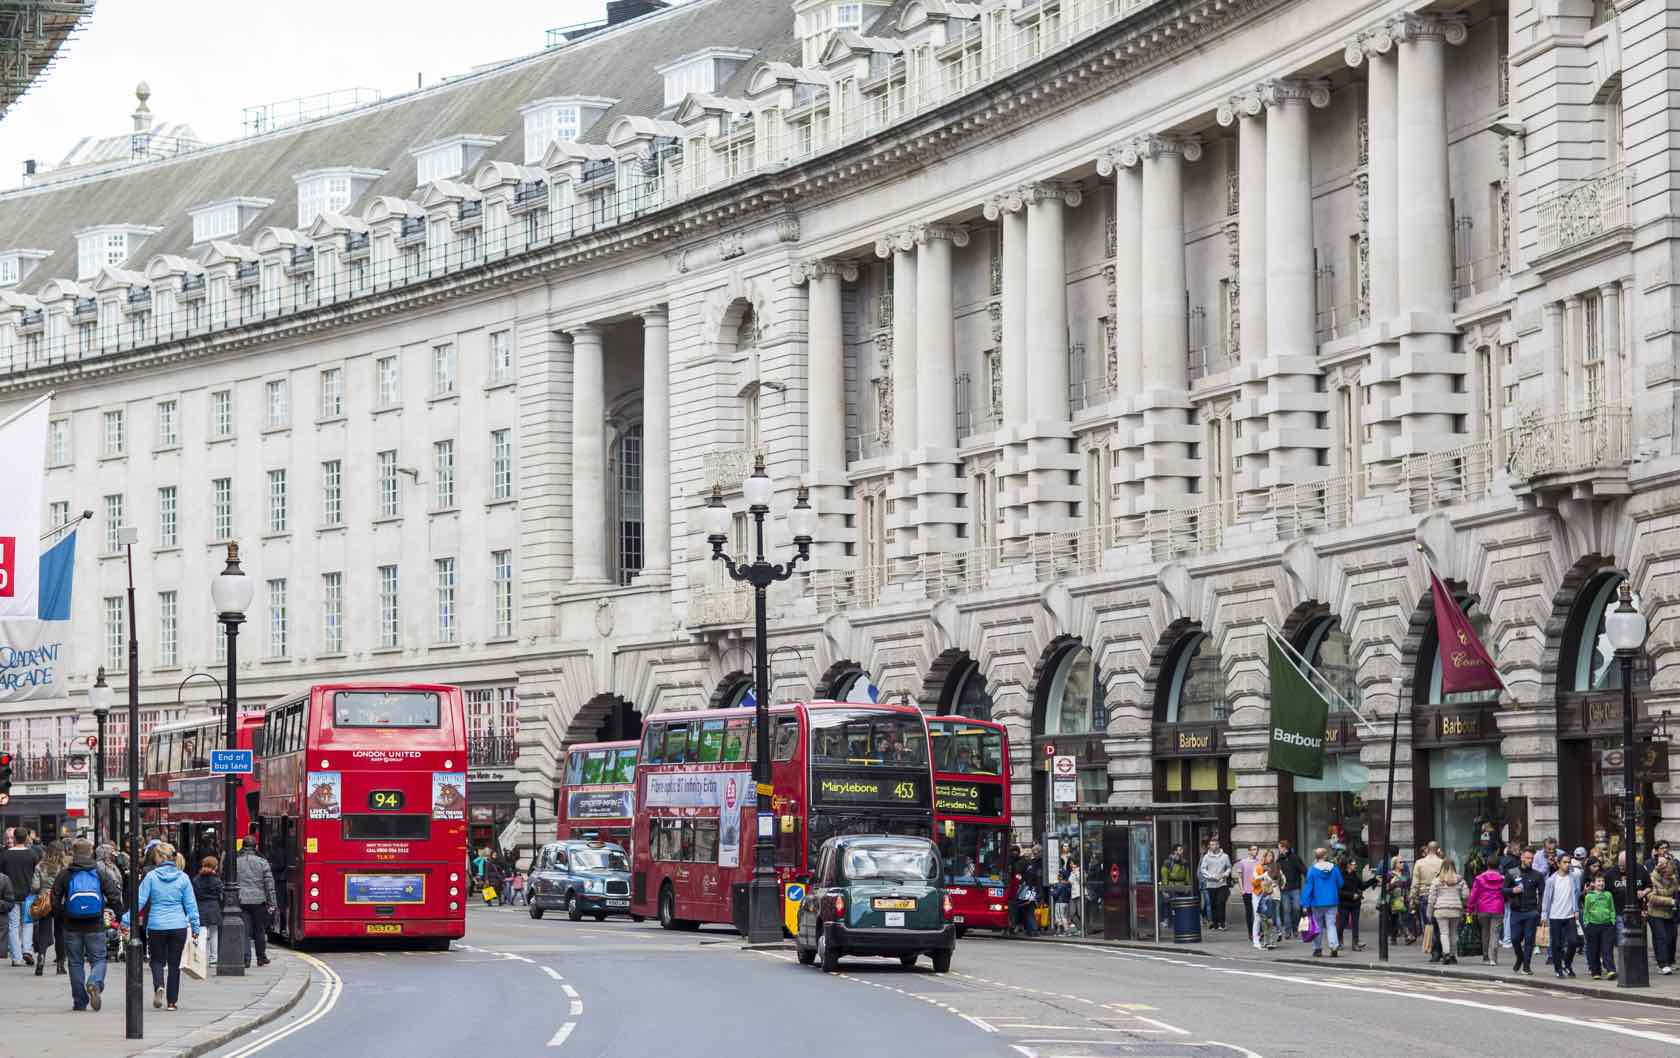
[
  {"x1": 85, "y1": 735, "x2": 98, "y2": 749},
  {"x1": 1054, "y1": 779, "x2": 1077, "y2": 804},
  {"x1": 210, "y1": 749, "x2": 254, "y2": 774},
  {"x1": 65, "y1": 778, "x2": 89, "y2": 817},
  {"x1": 65, "y1": 755, "x2": 88, "y2": 777},
  {"x1": 1052, "y1": 755, "x2": 1076, "y2": 779},
  {"x1": 1042, "y1": 743, "x2": 1056, "y2": 757}
]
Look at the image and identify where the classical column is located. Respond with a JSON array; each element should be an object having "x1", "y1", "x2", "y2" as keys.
[
  {"x1": 569, "y1": 323, "x2": 609, "y2": 585},
  {"x1": 1562, "y1": 295, "x2": 1582, "y2": 416},
  {"x1": 638, "y1": 307, "x2": 671, "y2": 582},
  {"x1": 1261, "y1": 80, "x2": 1327, "y2": 360},
  {"x1": 1544, "y1": 300, "x2": 1566, "y2": 416},
  {"x1": 875, "y1": 232, "x2": 918, "y2": 450},
  {"x1": 1217, "y1": 89, "x2": 1267, "y2": 361},
  {"x1": 1347, "y1": 30, "x2": 1399, "y2": 323},
  {"x1": 914, "y1": 224, "x2": 967, "y2": 448},
  {"x1": 1395, "y1": 14, "x2": 1465, "y2": 319},
  {"x1": 798, "y1": 259, "x2": 856, "y2": 477},
  {"x1": 983, "y1": 192, "x2": 1029, "y2": 423},
  {"x1": 1136, "y1": 137, "x2": 1196, "y2": 390},
  {"x1": 1601, "y1": 281, "x2": 1623, "y2": 405},
  {"x1": 1111, "y1": 162, "x2": 1142, "y2": 391},
  {"x1": 1024, "y1": 181, "x2": 1081, "y2": 420}
]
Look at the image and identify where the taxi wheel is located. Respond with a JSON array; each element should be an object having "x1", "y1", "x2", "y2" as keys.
[
  {"x1": 594, "y1": 912, "x2": 607, "y2": 922},
  {"x1": 566, "y1": 893, "x2": 585, "y2": 922},
  {"x1": 795, "y1": 942, "x2": 816, "y2": 965},
  {"x1": 529, "y1": 904, "x2": 544, "y2": 920},
  {"x1": 931, "y1": 949, "x2": 952, "y2": 974},
  {"x1": 818, "y1": 925, "x2": 840, "y2": 973},
  {"x1": 954, "y1": 925, "x2": 967, "y2": 939},
  {"x1": 898, "y1": 954, "x2": 917, "y2": 968}
]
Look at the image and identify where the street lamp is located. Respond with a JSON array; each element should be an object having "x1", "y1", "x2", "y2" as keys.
[
  {"x1": 1605, "y1": 578, "x2": 1650, "y2": 989},
  {"x1": 89, "y1": 668, "x2": 112, "y2": 844},
  {"x1": 705, "y1": 455, "x2": 815, "y2": 945},
  {"x1": 115, "y1": 524, "x2": 143, "y2": 1040},
  {"x1": 211, "y1": 542, "x2": 254, "y2": 977}
]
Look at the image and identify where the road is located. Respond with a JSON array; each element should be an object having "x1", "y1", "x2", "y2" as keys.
[{"x1": 204, "y1": 906, "x2": 1680, "y2": 1058}]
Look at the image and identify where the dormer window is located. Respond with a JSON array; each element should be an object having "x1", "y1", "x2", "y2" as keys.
[
  {"x1": 796, "y1": 0, "x2": 881, "y2": 66},
  {"x1": 0, "y1": 250, "x2": 50, "y2": 288},
  {"x1": 518, "y1": 96, "x2": 616, "y2": 163},
  {"x1": 74, "y1": 225, "x2": 160, "y2": 281},
  {"x1": 292, "y1": 167, "x2": 385, "y2": 228},
  {"x1": 412, "y1": 135, "x2": 502, "y2": 187},
  {"x1": 656, "y1": 48, "x2": 756, "y2": 107},
  {"x1": 187, "y1": 197, "x2": 274, "y2": 245}
]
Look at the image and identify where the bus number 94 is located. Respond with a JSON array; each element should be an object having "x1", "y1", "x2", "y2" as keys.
[{"x1": 369, "y1": 790, "x2": 406, "y2": 811}]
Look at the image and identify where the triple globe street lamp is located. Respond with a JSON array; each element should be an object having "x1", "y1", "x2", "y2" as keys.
[
  {"x1": 703, "y1": 455, "x2": 814, "y2": 944},
  {"x1": 1604, "y1": 579, "x2": 1650, "y2": 989}
]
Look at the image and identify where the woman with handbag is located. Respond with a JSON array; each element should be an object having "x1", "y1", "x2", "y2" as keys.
[
  {"x1": 29, "y1": 840, "x2": 67, "y2": 976},
  {"x1": 1649, "y1": 858, "x2": 1678, "y2": 975},
  {"x1": 1468, "y1": 859, "x2": 1507, "y2": 965},
  {"x1": 129, "y1": 842, "x2": 201, "y2": 1012}
]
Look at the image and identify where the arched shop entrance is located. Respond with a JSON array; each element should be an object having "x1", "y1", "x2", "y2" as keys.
[
  {"x1": 1151, "y1": 627, "x2": 1233, "y2": 853},
  {"x1": 1279, "y1": 613, "x2": 1368, "y2": 856},
  {"x1": 1555, "y1": 567, "x2": 1660, "y2": 852},
  {"x1": 930, "y1": 653, "x2": 994, "y2": 720},
  {"x1": 1410, "y1": 592, "x2": 1512, "y2": 869},
  {"x1": 1032, "y1": 639, "x2": 1109, "y2": 845}
]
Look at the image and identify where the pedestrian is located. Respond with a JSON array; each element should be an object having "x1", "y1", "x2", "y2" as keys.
[
  {"x1": 1234, "y1": 844, "x2": 1259, "y2": 941},
  {"x1": 1648, "y1": 858, "x2": 1678, "y2": 975},
  {"x1": 3, "y1": 825, "x2": 40, "y2": 966},
  {"x1": 1543, "y1": 854, "x2": 1582, "y2": 978},
  {"x1": 1502, "y1": 847, "x2": 1544, "y2": 975},
  {"x1": 1583, "y1": 874, "x2": 1618, "y2": 979},
  {"x1": 510, "y1": 868, "x2": 526, "y2": 907},
  {"x1": 1198, "y1": 838, "x2": 1232, "y2": 931},
  {"x1": 1336, "y1": 853, "x2": 1369, "y2": 952},
  {"x1": 1413, "y1": 842, "x2": 1443, "y2": 962},
  {"x1": 1604, "y1": 850, "x2": 1651, "y2": 928},
  {"x1": 1468, "y1": 857, "x2": 1506, "y2": 965},
  {"x1": 1158, "y1": 844, "x2": 1192, "y2": 928},
  {"x1": 1429, "y1": 859, "x2": 1467, "y2": 965},
  {"x1": 1386, "y1": 855, "x2": 1413, "y2": 943},
  {"x1": 1534, "y1": 836, "x2": 1558, "y2": 877},
  {"x1": 52, "y1": 837, "x2": 123, "y2": 1012},
  {"x1": 1065, "y1": 860, "x2": 1083, "y2": 936},
  {"x1": 237, "y1": 829, "x2": 277, "y2": 968},
  {"x1": 1019, "y1": 848, "x2": 1043, "y2": 937},
  {"x1": 130, "y1": 842, "x2": 199, "y2": 1012},
  {"x1": 193, "y1": 856, "x2": 224, "y2": 969},
  {"x1": 1276, "y1": 839, "x2": 1305, "y2": 938},
  {"x1": 1301, "y1": 846, "x2": 1342, "y2": 957},
  {"x1": 1497, "y1": 838, "x2": 1522, "y2": 950},
  {"x1": 485, "y1": 855, "x2": 506, "y2": 906},
  {"x1": 29, "y1": 839, "x2": 68, "y2": 976},
  {"x1": 1252, "y1": 850, "x2": 1279, "y2": 950}
]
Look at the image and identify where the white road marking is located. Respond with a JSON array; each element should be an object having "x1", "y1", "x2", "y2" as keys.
[
  {"x1": 561, "y1": 983, "x2": 579, "y2": 998},
  {"x1": 961, "y1": 1014, "x2": 997, "y2": 1033},
  {"x1": 547, "y1": 1022, "x2": 576, "y2": 1048},
  {"x1": 991, "y1": 1025, "x2": 1170, "y2": 1033},
  {"x1": 1134, "y1": 1015, "x2": 1191, "y2": 1036},
  {"x1": 219, "y1": 953, "x2": 343, "y2": 1058},
  {"x1": 569, "y1": 999, "x2": 584, "y2": 1016},
  {"x1": 542, "y1": 966, "x2": 565, "y2": 981}
]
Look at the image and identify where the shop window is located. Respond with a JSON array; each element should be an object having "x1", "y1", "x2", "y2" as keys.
[
  {"x1": 1043, "y1": 644, "x2": 1103, "y2": 735},
  {"x1": 1566, "y1": 572, "x2": 1650, "y2": 692},
  {"x1": 942, "y1": 658, "x2": 993, "y2": 721},
  {"x1": 1299, "y1": 616, "x2": 1361, "y2": 713},
  {"x1": 1158, "y1": 632, "x2": 1224, "y2": 723}
]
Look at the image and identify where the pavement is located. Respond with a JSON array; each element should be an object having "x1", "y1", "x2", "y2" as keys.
[
  {"x1": 2, "y1": 946, "x2": 310, "y2": 1058},
  {"x1": 194, "y1": 902, "x2": 1680, "y2": 1058}
]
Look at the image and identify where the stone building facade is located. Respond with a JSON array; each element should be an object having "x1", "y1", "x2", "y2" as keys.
[{"x1": 0, "y1": 0, "x2": 1673, "y2": 863}]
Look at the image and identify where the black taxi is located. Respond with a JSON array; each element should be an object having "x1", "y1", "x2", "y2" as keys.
[
  {"x1": 528, "y1": 840, "x2": 635, "y2": 921},
  {"x1": 795, "y1": 834, "x2": 955, "y2": 973}
]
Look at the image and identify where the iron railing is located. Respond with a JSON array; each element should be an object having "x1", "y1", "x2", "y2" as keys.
[
  {"x1": 468, "y1": 733, "x2": 518, "y2": 768},
  {"x1": 1537, "y1": 164, "x2": 1631, "y2": 257},
  {"x1": 1504, "y1": 403, "x2": 1632, "y2": 480}
]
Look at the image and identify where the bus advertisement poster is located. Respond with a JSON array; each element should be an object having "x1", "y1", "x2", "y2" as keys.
[
  {"x1": 307, "y1": 772, "x2": 342, "y2": 820},
  {"x1": 432, "y1": 772, "x2": 467, "y2": 819},
  {"x1": 718, "y1": 773, "x2": 743, "y2": 868},
  {"x1": 644, "y1": 767, "x2": 750, "y2": 808},
  {"x1": 568, "y1": 789, "x2": 633, "y2": 820}
]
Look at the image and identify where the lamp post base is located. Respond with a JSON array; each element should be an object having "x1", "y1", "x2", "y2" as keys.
[
  {"x1": 1619, "y1": 911, "x2": 1651, "y2": 988},
  {"x1": 218, "y1": 902, "x2": 247, "y2": 977},
  {"x1": 747, "y1": 873, "x2": 784, "y2": 945},
  {"x1": 125, "y1": 936, "x2": 144, "y2": 1038}
]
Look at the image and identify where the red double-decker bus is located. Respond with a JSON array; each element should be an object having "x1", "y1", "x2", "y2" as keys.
[
  {"x1": 556, "y1": 740, "x2": 637, "y2": 847},
  {"x1": 929, "y1": 716, "x2": 1012, "y2": 934},
  {"x1": 630, "y1": 701, "x2": 934, "y2": 934},
  {"x1": 144, "y1": 712, "x2": 265, "y2": 867},
  {"x1": 255, "y1": 683, "x2": 468, "y2": 948}
]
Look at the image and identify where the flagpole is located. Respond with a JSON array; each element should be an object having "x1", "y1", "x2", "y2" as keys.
[
  {"x1": 39, "y1": 509, "x2": 91, "y2": 544},
  {"x1": 1266, "y1": 625, "x2": 1380, "y2": 737},
  {"x1": 0, "y1": 391, "x2": 53, "y2": 433},
  {"x1": 1379, "y1": 676, "x2": 1402, "y2": 964}
]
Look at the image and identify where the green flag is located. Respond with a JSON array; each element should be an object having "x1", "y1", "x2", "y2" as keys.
[{"x1": 1267, "y1": 634, "x2": 1330, "y2": 779}]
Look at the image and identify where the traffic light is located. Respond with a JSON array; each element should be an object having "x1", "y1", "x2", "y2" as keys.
[{"x1": 0, "y1": 751, "x2": 12, "y2": 800}]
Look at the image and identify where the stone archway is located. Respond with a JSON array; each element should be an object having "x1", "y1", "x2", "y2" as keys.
[
  {"x1": 814, "y1": 659, "x2": 865, "y2": 700},
  {"x1": 921, "y1": 648, "x2": 993, "y2": 719},
  {"x1": 565, "y1": 693, "x2": 643, "y2": 744},
  {"x1": 708, "y1": 671, "x2": 754, "y2": 710}
]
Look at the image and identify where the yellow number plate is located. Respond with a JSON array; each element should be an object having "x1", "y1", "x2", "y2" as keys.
[
  {"x1": 872, "y1": 898, "x2": 916, "y2": 910},
  {"x1": 364, "y1": 923, "x2": 403, "y2": 935}
]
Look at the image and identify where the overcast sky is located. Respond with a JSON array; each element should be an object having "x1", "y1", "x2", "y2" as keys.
[{"x1": 0, "y1": 0, "x2": 637, "y2": 189}]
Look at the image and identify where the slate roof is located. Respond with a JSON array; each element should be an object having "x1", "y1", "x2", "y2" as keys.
[{"x1": 0, "y1": 0, "x2": 798, "y2": 295}]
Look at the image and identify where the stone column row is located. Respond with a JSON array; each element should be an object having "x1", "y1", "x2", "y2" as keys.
[{"x1": 797, "y1": 257, "x2": 861, "y2": 563}]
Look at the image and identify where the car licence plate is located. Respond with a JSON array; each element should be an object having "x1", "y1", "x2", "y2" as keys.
[
  {"x1": 884, "y1": 912, "x2": 905, "y2": 927},
  {"x1": 365, "y1": 923, "x2": 402, "y2": 935},
  {"x1": 606, "y1": 899, "x2": 629, "y2": 907},
  {"x1": 873, "y1": 898, "x2": 916, "y2": 910}
]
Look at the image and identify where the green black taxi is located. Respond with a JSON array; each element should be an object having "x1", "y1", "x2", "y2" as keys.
[
  {"x1": 528, "y1": 839, "x2": 635, "y2": 922},
  {"x1": 795, "y1": 834, "x2": 956, "y2": 973}
]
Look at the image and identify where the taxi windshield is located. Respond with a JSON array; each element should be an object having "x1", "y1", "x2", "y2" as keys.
[
  {"x1": 571, "y1": 848, "x2": 628, "y2": 871},
  {"x1": 842, "y1": 844, "x2": 940, "y2": 883}
]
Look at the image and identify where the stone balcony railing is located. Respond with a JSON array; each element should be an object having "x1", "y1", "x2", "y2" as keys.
[
  {"x1": 1504, "y1": 402, "x2": 1633, "y2": 481},
  {"x1": 1537, "y1": 164, "x2": 1631, "y2": 257},
  {"x1": 699, "y1": 446, "x2": 765, "y2": 491}
]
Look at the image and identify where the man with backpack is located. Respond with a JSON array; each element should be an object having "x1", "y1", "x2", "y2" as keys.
[{"x1": 51, "y1": 838, "x2": 124, "y2": 1012}]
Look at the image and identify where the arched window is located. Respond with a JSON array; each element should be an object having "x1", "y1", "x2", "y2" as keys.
[
  {"x1": 1422, "y1": 607, "x2": 1500, "y2": 707},
  {"x1": 1043, "y1": 644, "x2": 1102, "y2": 736},
  {"x1": 1158, "y1": 632, "x2": 1225, "y2": 723},
  {"x1": 610, "y1": 421, "x2": 644, "y2": 585},
  {"x1": 1298, "y1": 616, "x2": 1360, "y2": 713},
  {"x1": 715, "y1": 678, "x2": 753, "y2": 710},
  {"x1": 737, "y1": 305, "x2": 762, "y2": 452},
  {"x1": 1563, "y1": 571, "x2": 1650, "y2": 692},
  {"x1": 942, "y1": 659, "x2": 993, "y2": 721},
  {"x1": 830, "y1": 667, "x2": 877, "y2": 703}
]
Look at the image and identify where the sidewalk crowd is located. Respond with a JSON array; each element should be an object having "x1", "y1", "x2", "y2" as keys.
[{"x1": 0, "y1": 821, "x2": 283, "y2": 1014}]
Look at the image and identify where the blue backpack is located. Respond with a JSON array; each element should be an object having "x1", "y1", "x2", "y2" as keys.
[{"x1": 65, "y1": 866, "x2": 105, "y2": 920}]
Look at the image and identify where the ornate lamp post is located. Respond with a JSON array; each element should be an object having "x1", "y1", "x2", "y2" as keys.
[
  {"x1": 116, "y1": 524, "x2": 142, "y2": 1040},
  {"x1": 1605, "y1": 579, "x2": 1649, "y2": 989},
  {"x1": 704, "y1": 455, "x2": 815, "y2": 944},
  {"x1": 88, "y1": 668, "x2": 112, "y2": 843},
  {"x1": 211, "y1": 543, "x2": 254, "y2": 977}
]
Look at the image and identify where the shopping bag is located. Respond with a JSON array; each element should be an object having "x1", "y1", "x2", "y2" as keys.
[
  {"x1": 1035, "y1": 905, "x2": 1050, "y2": 929},
  {"x1": 1536, "y1": 919, "x2": 1551, "y2": 949},
  {"x1": 481, "y1": 885, "x2": 498, "y2": 904},
  {"x1": 183, "y1": 930, "x2": 209, "y2": 981}
]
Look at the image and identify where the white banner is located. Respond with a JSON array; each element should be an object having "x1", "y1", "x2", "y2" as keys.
[
  {"x1": 644, "y1": 769, "x2": 748, "y2": 809},
  {"x1": 0, "y1": 397, "x2": 49, "y2": 619},
  {"x1": 0, "y1": 613, "x2": 71, "y2": 703}
]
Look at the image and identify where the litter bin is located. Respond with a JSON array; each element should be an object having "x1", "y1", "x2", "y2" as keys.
[{"x1": 1170, "y1": 893, "x2": 1201, "y2": 943}]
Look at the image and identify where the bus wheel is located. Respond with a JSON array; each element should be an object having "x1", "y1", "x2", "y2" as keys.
[
  {"x1": 931, "y1": 949, "x2": 952, "y2": 974},
  {"x1": 424, "y1": 938, "x2": 450, "y2": 952},
  {"x1": 630, "y1": 914, "x2": 645, "y2": 923},
  {"x1": 954, "y1": 925, "x2": 967, "y2": 940},
  {"x1": 658, "y1": 886, "x2": 677, "y2": 930},
  {"x1": 566, "y1": 893, "x2": 584, "y2": 922}
]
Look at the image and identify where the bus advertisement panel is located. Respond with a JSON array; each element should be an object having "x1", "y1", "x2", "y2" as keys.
[
  {"x1": 630, "y1": 702, "x2": 934, "y2": 935},
  {"x1": 929, "y1": 716, "x2": 1012, "y2": 933},
  {"x1": 256, "y1": 683, "x2": 468, "y2": 947},
  {"x1": 557, "y1": 740, "x2": 638, "y2": 847}
]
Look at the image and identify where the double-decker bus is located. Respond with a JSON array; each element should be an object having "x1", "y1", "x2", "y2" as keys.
[
  {"x1": 556, "y1": 740, "x2": 638, "y2": 847},
  {"x1": 144, "y1": 712, "x2": 265, "y2": 867},
  {"x1": 255, "y1": 683, "x2": 468, "y2": 948},
  {"x1": 630, "y1": 701, "x2": 934, "y2": 934},
  {"x1": 929, "y1": 716, "x2": 1012, "y2": 934}
]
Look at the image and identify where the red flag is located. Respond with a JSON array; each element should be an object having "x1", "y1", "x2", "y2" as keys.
[{"x1": 1429, "y1": 570, "x2": 1505, "y2": 695}]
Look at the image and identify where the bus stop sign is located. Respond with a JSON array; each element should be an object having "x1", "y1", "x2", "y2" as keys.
[{"x1": 210, "y1": 749, "x2": 254, "y2": 774}]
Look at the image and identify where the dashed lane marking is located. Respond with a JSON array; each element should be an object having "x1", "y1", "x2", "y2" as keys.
[
  {"x1": 541, "y1": 966, "x2": 565, "y2": 981},
  {"x1": 547, "y1": 1023, "x2": 576, "y2": 1048}
]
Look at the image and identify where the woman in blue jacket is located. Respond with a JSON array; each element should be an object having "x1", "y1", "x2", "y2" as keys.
[
  {"x1": 131, "y1": 842, "x2": 201, "y2": 1011},
  {"x1": 1300, "y1": 847, "x2": 1344, "y2": 957}
]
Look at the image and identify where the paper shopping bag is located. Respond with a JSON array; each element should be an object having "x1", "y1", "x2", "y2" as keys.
[{"x1": 183, "y1": 930, "x2": 209, "y2": 980}]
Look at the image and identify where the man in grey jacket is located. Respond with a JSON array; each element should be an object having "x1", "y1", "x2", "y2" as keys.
[{"x1": 237, "y1": 827, "x2": 277, "y2": 968}]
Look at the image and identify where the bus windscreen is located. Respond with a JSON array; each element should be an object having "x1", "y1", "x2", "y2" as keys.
[
  {"x1": 930, "y1": 723, "x2": 1005, "y2": 775},
  {"x1": 333, "y1": 691, "x2": 440, "y2": 728},
  {"x1": 810, "y1": 710, "x2": 928, "y2": 767}
]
